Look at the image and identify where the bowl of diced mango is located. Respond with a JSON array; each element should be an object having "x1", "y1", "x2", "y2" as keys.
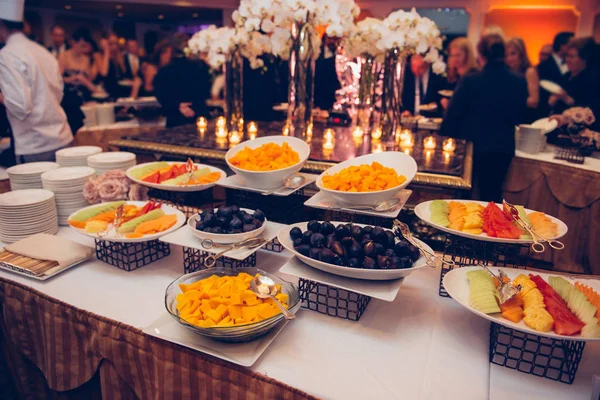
[
  {"x1": 226, "y1": 136, "x2": 310, "y2": 189},
  {"x1": 316, "y1": 152, "x2": 417, "y2": 206},
  {"x1": 165, "y1": 268, "x2": 300, "y2": 342}
]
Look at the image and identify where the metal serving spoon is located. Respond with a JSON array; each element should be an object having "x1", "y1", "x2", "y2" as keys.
[
  {"x1": 203, "y1": 237, "x2": 267, "y2": 268},
  {"x1": 250, "y1": 275, "x2": 296, "y2": 320},
  {"x1": 320, "y1": 197, "x2": 401, "y2": 213},
  {"x1": 261, "y1": 175, "x2": 306, "y2": 196}
]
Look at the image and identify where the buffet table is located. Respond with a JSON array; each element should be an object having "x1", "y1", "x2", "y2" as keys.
[
  {"x1": 109, "y1": 121, "x2": 473, "y2": 195},
  {"x1": 503, "y1": 149, "x2": 600, "y2": 275},
  {"x1": 1, "y1": 228, "x2": 598, "y2": 399}
]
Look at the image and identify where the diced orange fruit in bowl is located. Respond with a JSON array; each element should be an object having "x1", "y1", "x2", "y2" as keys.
[
  {"x1": 175, "y1": 273, "x2": 289, "y2": 327},
  {"x1": 321, "y1": 162, "x2": 406, "y2": 192},
  {"x1": 228, "y1": 142, "x2": 300, "y2": 171}
]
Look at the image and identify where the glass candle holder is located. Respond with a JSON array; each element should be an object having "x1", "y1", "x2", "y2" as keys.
[
  {"x1": 216, "y1": 116, "x2": 226, "y2": 129},
  {"x1": 423, "y1": 135, "x2": 436, "y2": 150},
  {"x1": 371, "y1": 127, "x2": 383, "y2": 140},
  {"x1": 229, "y1": 130, "x2": 242, "y2": 144},
  {"x1": 196, "y1": 116, "x2": 207, "y2": 130},
  {"x1": 442, "y1": 137, "x2": 456, "y2": 152},
  {"x1": 352, "y1": 126, "x2": 364, "y2": 138},
  {"x1": 216, "y1": 127, "x2": 228, "y2": 138}
]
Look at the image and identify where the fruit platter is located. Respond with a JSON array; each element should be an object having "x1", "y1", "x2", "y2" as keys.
[
  {"x1": 414, "y1": 200, "x2": 567, "y2": 244},
  {"x1": 443, "y1": 266, "x2": 600, "y2": 341},
  {"x1": 165, "y1": 267, "x2": 300, "y2": 342},
  {"x1": 316, "y1": 152, "x2": 417, "y2": 206},
  {"x1": 126, "y1": 161, "x2": 225, "y2": 192},
  {"x1": 68, "y1": 200, "x2": 186, "y2": 243},
  {"x1": 188, "y1": 206, "x2": 267, "y2": 244},
  {"x1": 278, "y1": 221, "x2": 431, "y2": 281},
  {"x1": 225, "y1": 136, "x2": 310, "y2": 190}
]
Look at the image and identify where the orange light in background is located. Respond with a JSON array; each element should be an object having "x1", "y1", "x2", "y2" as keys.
[{"x1": 484, "y1": 6, "x2": 579, "y2": 65}]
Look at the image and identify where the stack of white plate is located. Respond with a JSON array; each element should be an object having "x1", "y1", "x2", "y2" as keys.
[
  {"x1": 87, "y1": 152, "x2": 136, "y2": 175},
  {"x1": 0, "y1": 189, "x2": 58, "y2": 243},
  {"x1": 7, "y1": 162, "x2": 59, "y2": 190},
  {"x1": 56, "y1": 146, "x2": 103, "y2": 167},
  {"x1": 41, "y1": 167, "x2": 96, "y2": 226}
]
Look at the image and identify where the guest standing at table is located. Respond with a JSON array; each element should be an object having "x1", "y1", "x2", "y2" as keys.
[
  {"x1": 154, "y1": 33, "x2": 210, "y2": 128},
  {"x1": 441, "y1": 34, "x2": 527, "y2": 202},
  {"x1": 401, "y1": 54, "x2": 444, "y2": 118},
  {"x1": 0, "y1": 0, "x2": 73, "y2": 164},
  {"x1": 123, "y1": 38, "x2": 140, "y2": 80},
  {"x1": 140, "y1": 40, "x2": 172, "y2": 97},
  {"x1": 537, "y1": 32, "x2": 573, "y2": 116},
  {"x1": 506, "y1": 37, "x2": 541, "y2": 123},
  {"x1": 48, "y1": 24, "x2": 68, "y2": 59},
  {"x1": 441, "y1": 37, "x2": 477, "y2": 111},
  {"x1": 549, "y1": 37, "x2": 599, "y2": 114},
  {"x1": 96, "y1": 32, "x2": 128, "y2": 99}
]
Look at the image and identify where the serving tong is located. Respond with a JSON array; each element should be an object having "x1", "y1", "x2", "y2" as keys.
[
  {"x1": 97, "y1": 204, "x2": 125, "y2": 238},
  {"x1": 478, "y1": 263, "x2": 522, "y2": 304},
  {"x1": 502, "y1": 200, "x2": 564, "y2": 253},
  {"x1": 202, "y1": 237, "x2": 267, "y2": 268},
  {"x1": 185, "y1": 158, "x2": 197, "y2": 183},
  {"x1": 393, "y1": 220, "x2": 455, "y2": 269}
]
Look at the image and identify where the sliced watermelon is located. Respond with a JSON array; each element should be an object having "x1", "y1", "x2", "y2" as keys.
[
  {"x1": 143, "y1": 171, "x2": 160, "y2": 184},
  {"x1": 159, "y1": 168, "x2": 174, "y2": 182},
  {"x1": 529, "y1": 275, "x2": 585, "y2": 336},
  {"x1": 482, "y1": 202, "x2": 523, "y2": 239}
]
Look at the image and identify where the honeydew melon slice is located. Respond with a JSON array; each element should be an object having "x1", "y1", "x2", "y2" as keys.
[
  {"x1": 130, "y1": 162, "x2": 170, "y2": 180},
  {"x1": 467, "y1": 270, "x2": 501, "y2": 314},
  {"x1": 70, "y1": 201, "x2": 126, "y2": 222},
  {"x1": 118, "y1": 209, "x2": 165, "y2": 234}
]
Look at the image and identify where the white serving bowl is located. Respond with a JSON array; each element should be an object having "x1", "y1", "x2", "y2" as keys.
[
  {"x1": 315, "y1": 152, "x2": 417, "y2": 206},
  {"x1": 187, "y1": 208, "x2": 267, "y2": 244},
  {"x1": 225, "y1": 136, "x2": 310, "y2": 190}
]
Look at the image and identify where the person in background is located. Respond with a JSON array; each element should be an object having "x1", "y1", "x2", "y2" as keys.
[
  {"x1": 549, "y1": 37, "x2": 599, "y2": 113},
  {"x1": 401, "y1": 54, "x2": 444, "y2": 118},
  {"x1": 139, "y1": 40, "x2": 172, "y2": 97},
  {"x1": 48, "y1": 24, "x2": 67, "y2": 58},
  {"x1": 506, "y1": 37, "x2": 540, "y2": 122},
  {"x1": 538, "y1": 44, "x2": 553, "y2": 64},
  {"x1": 441, "y1": 37, "x2": 477, "y2": 110},
  {"x1": 440, "y1": 34, "x2": 527, "y2": 202},
  {"x1": 537, "y1": 32, "x2": 573, "y2": 84},
  {"x1": 313, "y1": 35, "x2": 341, "y2": 111},
  {"x1": 153, "y1": 33, "x2": 210, "y2": 127},
  {"x1": 123, "y1": 38, "x2": 140, "y2": 79},
  {"x1": 0, "y1": 0, "x2": 73, "y2": 164},
  {"x1": 58, "y1": 27, "x2": 98, "y2": 133},
  {"x1": 97, "y1": 32, "x2": 128, "y2": 98}
]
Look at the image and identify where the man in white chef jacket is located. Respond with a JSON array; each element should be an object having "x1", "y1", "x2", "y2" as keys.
[{"x1": 0, "y1": 0, "x2": 73, "y2": 164}]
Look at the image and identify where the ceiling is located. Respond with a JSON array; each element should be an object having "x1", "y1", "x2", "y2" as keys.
[{"x1": 26, "y1": 0, "x2": 223, "y2": 23}]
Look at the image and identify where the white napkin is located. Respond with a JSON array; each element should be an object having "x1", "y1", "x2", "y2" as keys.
[{"x1": 5, "y1": 233, "x2": 93, "y2": 268}]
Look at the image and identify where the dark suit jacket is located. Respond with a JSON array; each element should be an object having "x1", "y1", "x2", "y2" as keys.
[
  {"x1": 440, "y1": 62, "x2": 528, "y2": 155},
  {"x1": 123, "y1": 53, "x2": 140, "y2": 79},
  {"x1": 401, "y1": 67, "x2": 445, "y2": 117},
  {"x1": 314, "y1": 55, "x2": 340, "y2": 110},
  {"x1": 154, "y1": 56, "x2": 210, "y2": 128}
]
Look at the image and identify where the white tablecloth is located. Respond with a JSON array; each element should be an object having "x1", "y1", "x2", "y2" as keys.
[
  {"x1": 1, "y1": 228, "x2": 598, "y2": 399},
  {"x1": 516, "y1": 147, "x2": 600, "y2": 173}
]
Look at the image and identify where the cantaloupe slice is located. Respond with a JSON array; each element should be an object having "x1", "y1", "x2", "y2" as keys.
[
  {"x1": 574, "y1": 282, "x2": 600, "y2": 318},
  {"x1": 133, "y1": 214, "x2": 178, "y2": 235}
]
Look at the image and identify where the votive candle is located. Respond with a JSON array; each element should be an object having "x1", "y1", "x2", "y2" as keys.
[
  {"x1": 196, "y1": 116, "x2": 207, "y2": 129},
  {"x1": 442, "y1": 137, "x2": 456, "y2": 152},
  {"x1": 229, "y1": 130, "x2": 242, "y2": 144},
  {"x1": 371, "y1": 127, "x2": 383, "y2": 140},
  {"x1": 216, "y1": 127, "x2": 227, "y2": 138},
  {"x1": 372, "y1": 141, "x2": 383, "y2": 153},
  {"x1": 216, "y1": 116, "x2": 226, "y2": 128},
  {"x1": 423, "y1": 135, "x2": 436, "y2": 150},
  {"x1": 352, "y1": 126, "x2": 363, "y2": 138}
]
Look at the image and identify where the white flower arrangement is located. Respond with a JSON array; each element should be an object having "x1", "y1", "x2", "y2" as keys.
[
  {"x1": 188, "y1": 25, "x2": 271, "y2": 69},
  {"x1": 343, "y1": 18, "x2": 386, "y2": 61},
  {"x1": 234, "y1": 0, "x2": 360, "y2": 60},
  {"x1": 375, "y1": 8, "x2": 446, "y2": 74}
]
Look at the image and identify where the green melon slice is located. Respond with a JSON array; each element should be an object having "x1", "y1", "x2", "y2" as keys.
[
  {"x1": 118, "y1": 209, "x2": 165, "y2": 233},
  {"x1": 130, "y1": 162, "x2": 170, "y2": 179},
  {"x1": 467, "y1": 270, "x2": 501, "y2": 314},
  {"x1": 430, "y1": 200, "x2": 450, "y2": 227},
  {"x1": 70, "y1": 201, "x2": 126, "y2": 222}
]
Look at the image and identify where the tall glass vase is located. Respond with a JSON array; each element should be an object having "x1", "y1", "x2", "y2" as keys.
[
  {"x1": 287, "y1": 22, "x2": 317, "y2": 138},
  {"x1": 224, "y1": 50, "x2": 244, "y2": 134},
  {"x1": 379, "y1": 48, "x2": 406, "y2": 140},
  {"x1": 356, "y1": 55, "x2": 378, "y2": 131}
]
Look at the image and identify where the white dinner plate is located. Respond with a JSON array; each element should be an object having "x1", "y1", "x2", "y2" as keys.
[
  {"x1": 7, "y1": 162, "x2": 59, "y2": 176},
  {"x1": 414, "y1": 200, "x2": 568, "y2": 244},
  {"x1": 87, "y1": 152, "x2": 136, "y2": 165},
  {"x1": 531, "y1": 117, "x2": 559, "y2": 134},
  {"x1": 56, "y1": 146, "x2": 102, "y2": 158},
  {"x1": 277, "y1": 221, "x2": 431, "y2": 281},
  {"x1": 540, "y1": 80, "x2": 563, "y2": 94},
  {"x1": 0, "y1": 189, "x2": 55, "y2": 207},
  {"x1": 438, "y1": 90, "x2": 454, "y2": 98},
  {"x1": 444, "y1": 266, "x2": 600, "y2": 342},
  {"x1": 41, "y1": 167, "x2": 95, "y2": 182},
  {"x1": 419, "y1": 103, "x2": 438, "y2": 111},
  {"x1": 126, "y1": 162, "x2": 226, "y2": 192},
  {"x1": 68, "y1": 201, "x2": 186, "y2": 243}
]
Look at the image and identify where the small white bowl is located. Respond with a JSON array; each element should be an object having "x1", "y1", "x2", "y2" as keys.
[
  {"x1": 225, "y1": 136, "x2": 310, "y2": 190},
  {"x1": 187, "y1": 208, "x2": 267, "y2": 244},
  {"x1": 315, "y1": 152, "x2": 417, "y2": 206}
]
